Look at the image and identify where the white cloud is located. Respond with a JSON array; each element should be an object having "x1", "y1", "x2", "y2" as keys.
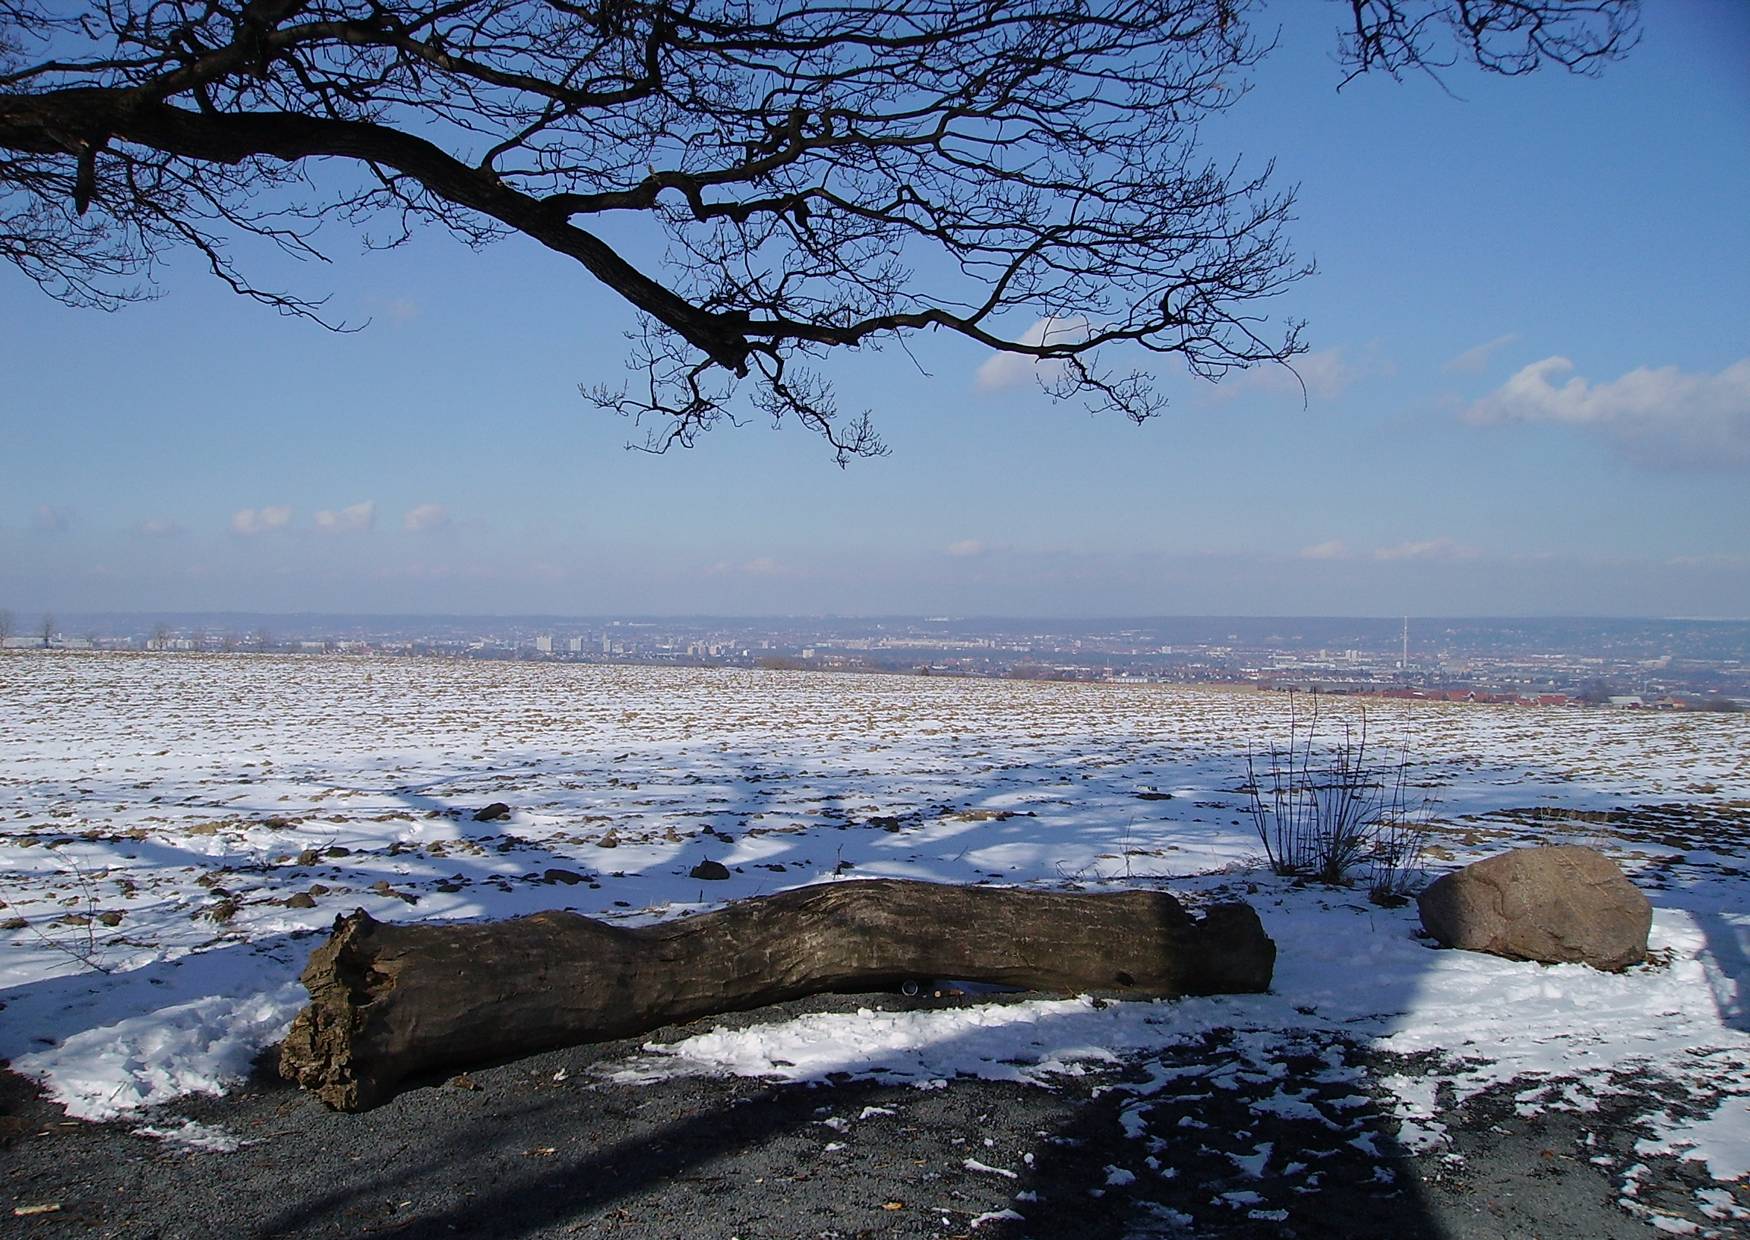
[
  {"x1": 402, "y1": 503, "x2": 450, "y2": 533},
  {"x1": 231, "y1": 505, "x2": 292, "y2": 536},
  {"x1": 136, "y1": 517, "x2": 183, "y2": 538},
  {"x1": 1465, "y1": 356, "x2": 1750, "y2": 468},
  {"x1": 1214, "y1": 347, "x2": 1386, "y2": 402},
  {"x1": 31, "y1": 504, "x2": 72, "y2": 532},
  {"x1": 975, "y1": 317, "x2": 1093, "y2": 392},
  {"x1": 1443, "y1": 333, "x2": 1519, "y2": 374},
  {"x1": 1298, "y1": 539, "x2": 1349, "y2": 561},
  {"x1": 1373, "y1": 538, "x2": 1479, "y2": 562},
  {"x1": 315, "y1": 501, "x2": 376, "y2": 534},
  {"x1": 1667, "y1": 553, "x2": 1750, "y2": 570},
  {"x1": 945, "y1": 539, "x2": 987, "y2": 558},
  {"x1": 705, "y1": 556, "x2": 796, "y2": 578}
]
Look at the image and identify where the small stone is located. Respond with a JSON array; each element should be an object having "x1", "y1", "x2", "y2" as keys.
[
  {"x1": 542, "y1": 868, "x2": 587, "y2": 886},
  {"x1": 96, "y1": 910, "x2": 125, "y2": 927},
  {"x1": 690, "y1": 860, "x2": 731, "y2": 881},
  {"x1": 594, "y1": 832, "x2": 620, "y2": 849},
  {"x1": 474, "y1": 802, "x2": 512, "y2": 822},
  {"x1": 324, "y1": 846, "x2": 351, "y2": 858},
  {"x1": 370, "y1": 880, "x2": 418, "y2": 905},
  {"x1": 284, "y1": 892, "x2": 317, "y2": 909},
  {"x1": 296, "y1": 849, "x2": 320, "y2": 867}
]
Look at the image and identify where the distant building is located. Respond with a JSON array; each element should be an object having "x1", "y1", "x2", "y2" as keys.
[{"x1": 535, "y1": 633, "x2": 554, "y2": 653}]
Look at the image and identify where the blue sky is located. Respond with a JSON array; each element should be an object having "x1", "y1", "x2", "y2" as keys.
[{"x1": 2, "y1": 2, "x2": 1746, "y2": 619}]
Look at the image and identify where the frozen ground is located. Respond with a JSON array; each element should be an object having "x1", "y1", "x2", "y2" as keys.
[{"x1": 0, "y1": 652, "x2": 1746, "y2": 1234}]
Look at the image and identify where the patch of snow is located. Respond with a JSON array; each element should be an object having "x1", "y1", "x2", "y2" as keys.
[
  {"x1": 969, "y1": 1208, "x2": 1023, "y2": 1229},
  {"x1": 1697, "y1": 1186, "x2": 1750, "y2": 1222},
  {"x1": 130, "y1": 1118, "x2": 249, "y2": 1153},
  {"x1": 1136, "y1": 1201, "x2": 1195, "y2": 1229},
  {"x1": 12, "y1": 980, "x2": 304, "y2": 1121},
  {"x1": 963, "y1": 1157, "x2": 1018, "y2": 1179},
  {"x1": 1229, "y1": 1142, "x2": 1272, "y2": 1178}
]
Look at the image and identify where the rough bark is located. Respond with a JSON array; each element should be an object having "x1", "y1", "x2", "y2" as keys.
[{"x1": 278, "y1": 879, "x2": 1275, "y2": 1111}]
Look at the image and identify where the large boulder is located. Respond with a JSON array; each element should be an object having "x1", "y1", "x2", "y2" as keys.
[{"x1": 1417, "y1": 845, "x2": 1651, "y2": 971}]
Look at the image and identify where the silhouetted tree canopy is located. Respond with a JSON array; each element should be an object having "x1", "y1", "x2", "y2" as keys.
[{"x1": 0, "y1": 1, "x2": 1636, "y2": 461}]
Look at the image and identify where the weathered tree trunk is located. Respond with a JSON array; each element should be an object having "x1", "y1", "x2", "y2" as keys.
[{"x1": 279, "y1": 879, "x2": 1275, "y2": 1111}]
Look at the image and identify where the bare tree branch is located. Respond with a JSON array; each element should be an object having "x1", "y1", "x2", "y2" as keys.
[{"x1": 0, "y1": 1, "x2": 1637, "y2": 458}]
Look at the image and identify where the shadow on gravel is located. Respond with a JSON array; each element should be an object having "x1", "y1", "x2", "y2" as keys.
[
  {"x1": 238, "y1": 1004, "x2": 1459, "y2": 1239},
  {"x1": 263, "y1": 1075, "x2": 900, "y2": 1238},
  {"x1": 994, "y1": 1030, "x2": 1465, "y2": 1240}
]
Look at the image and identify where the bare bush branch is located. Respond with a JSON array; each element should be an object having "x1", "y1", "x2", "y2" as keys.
[{"x1": 1244, "y1": 693, "x2": 1436, "y2": 892}]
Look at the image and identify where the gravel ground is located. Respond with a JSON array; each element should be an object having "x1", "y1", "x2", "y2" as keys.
[{"x1": 1, "y1": 991, "x2": 1734, "y2": 1239}]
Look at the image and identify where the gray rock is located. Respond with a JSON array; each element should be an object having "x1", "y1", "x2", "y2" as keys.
[
  {"x1": 473, "y1": 802, "x2": 512, "y2": 822},
  {"x1": 1418, "y1": 845, "x2": 1651, "y2": 971},
  {"x1": 689, "y1": 859, "x2": 731, "y2": 881}
]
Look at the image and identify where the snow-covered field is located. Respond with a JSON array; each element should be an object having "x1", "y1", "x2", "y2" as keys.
[{"x1": 1, "y1": 653, "x2": 1746, "y2": 1228}]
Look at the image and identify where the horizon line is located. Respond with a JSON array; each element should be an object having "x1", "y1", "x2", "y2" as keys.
[{"x1": 15, "y1": 609, "x2": 1750, "y2": 625}]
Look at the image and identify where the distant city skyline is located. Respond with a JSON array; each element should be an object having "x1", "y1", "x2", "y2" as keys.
[
  {"x1": 3, "y1": 3, "x2": 1746, "y2": 618},
  {"x1": 9, "y1": 611, "x2": 1745, "y2": 703}
]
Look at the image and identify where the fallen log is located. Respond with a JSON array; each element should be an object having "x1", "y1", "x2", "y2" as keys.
[{"x1": 279, "y1": 878, "x2": 1275, "y2": 1111}]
